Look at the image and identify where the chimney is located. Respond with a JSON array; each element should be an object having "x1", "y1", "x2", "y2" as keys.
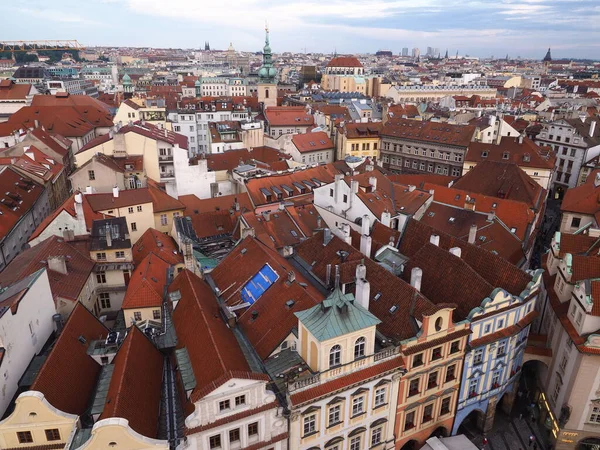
[
  {"x1": 410, "y1": 267, "x2": 423, "y2": 292},
  {"x1": 334, "y1": 264, "x2": 340, "y2": 289},
  {"x1": 355, "y1": 264, "x2": 371, "y2": 310},
  {"x1": 381, "y1": 211, "x2": 391, "y2": 227},
  {"x1": 341, "y1": 223, "x2": 352, "y2": 244},
  {"x1": 287, "y1": 271, "x2": 296, "y2": 283},
  {"x1": 361, "y1": 215, "x2": 370, "y2": 236},
  {"x1": 360, "y1": 234, "x2": 372, "y2": 257},
  {"x1": 85, "y1": 186, "x2": 94, "y2": 195},
  {"x1": 317, "y1": 217, "x2": 323, "y2": 228},
  {"x1": 62, "y1": 229, "x2": 75, "y2": 242},
  {"x1": 590, "y1": 121, "x2": 597, "y2": 138},
  {"x1": 449, "y1": 247, "x2": 462, "y2": 258},
  {"x1": 106, "y1": 226, "x2": 112, "y2": 248},
  {"x1": 164, "y1": 129, "x2": 168, "y2": 138},
  {"x1": 518, "y1": 133, "x2": 524, "y2": 144},
  {"x1": 468, "y1": 224, "x2": 477, "y2": 244},
  {"x1": 369, "y1": 176, "x2": 377, "y2": 192},
  {"x1": 234, "y1": 197, "x2": 240, "y2": 211},
  {"x1": 325, "y1": 264, "x2": 332, "y2": 287},
  {"x1": 351, "y1": 180, "x2": 359, "y2": 194},
  {"x1": 324, "y1": 228, "x2": 333, "y2": 245},
  {"x1": 47, "y1": 256, "x2": 68, "y2": 275},
  {"x1": 263, "y1": 211, "x2": 270, "y2": 222},
  {"x1": 407, "y1": 185, "x2": 416, "y2": 192},
  {"x1": 112, "y1": 186, "x2": 119, "y2": 198},
  {"x1": 429, "y1": 234, "x2": 440, "y2": 246}
]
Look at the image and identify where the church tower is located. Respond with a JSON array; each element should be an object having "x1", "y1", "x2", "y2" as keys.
[{"x1": 257, "y1": 25, "x2": 277, "y2": 109}]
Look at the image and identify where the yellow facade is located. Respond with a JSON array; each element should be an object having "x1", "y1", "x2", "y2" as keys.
[
  {"x1": 96, "y1": 202, "x2": 154, "y2": 244},
  {"x1": 77, "y1": 419, "x2": 168, "y2": 450},
  {"x1": 153, "y1": 209, "x2": 184, "y2": 234},
  {"x1": 124, "y1": 306, "x2": 162, "y2": 326},
  {"x1": 336, "y1": 131, "x2": 381, "y2": 161}
]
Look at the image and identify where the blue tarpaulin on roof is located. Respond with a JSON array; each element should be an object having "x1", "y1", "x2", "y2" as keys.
[{"x1": 241, "y1": 264, "x2": 279, "y2": 304}]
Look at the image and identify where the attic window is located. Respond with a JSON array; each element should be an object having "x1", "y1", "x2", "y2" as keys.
[
  {"x1": 285, "y1": 299, "x2": 295, "y2": 308},
  {"x1": 78, "y1": 336, "x2": 87, "y2": 344},
  {"x1": 389, "y1": 305, "x2": 398, "y2": 313},
  {"x1": 454, "y1": 194, "x2": 460, "y2": 200},
  {"x1": 492, "y1": 203, "x2": 497, "y2": 208},
  {"x1": 481, "y1": 151, "x2": 488, "y2": 158},
  {"x1": 510, "y1": 227, "x2": 517, "y2": 233},
  {"x1": 502, "y1": 152, "x2": 510, "y2": 160},
  {"x1": 449, "y1": 217, "x2": 456, "y2": 223},
  {"x1": 478, "y1": 236, "x2": 486, "y2": 242},
  {"x1": 374, "y1": 292, "x2": 382, "y2": 301},
  {"x1": 428, "y1": 212, "x2": 435, "y2": 217}
]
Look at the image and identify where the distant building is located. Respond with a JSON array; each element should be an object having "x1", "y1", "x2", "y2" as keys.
[{"x1": 402, "y1": 47, "x2": 409, "y2": 57}]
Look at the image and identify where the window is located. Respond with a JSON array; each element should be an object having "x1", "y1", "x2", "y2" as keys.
[
  {"x1": 248, "y1": 422, "x2": 258, "y2": 436},
  {"x1": 571, "y1": 217, "x2": 581, "y2": 228},
  {"x1": 354, "y1": 337, "x2": 365, "y2": 359},
  {"x1": 219, "y1": 400, "x2": 230, "y2": 411},
  {"x1": 432, "y1": 347, "x2": 442, "y2": 361},
  {"x1": 408, "y1": 378, "x2": 419, "y2": 397},
  {"x1": 328, "y1": 404, "x2": 341, "y2": 426},
  {"x1": 404, "y1": 410, "x2": 415, "y2": 430},
  {"x1": 329, "y1": 188, "x2": 334, "y2": 197},
  {"x1": 343, "y1": 194, "x2": 348, "y2": 203},
  {"x1": 427, "y1": 372, "x2": 438, "y2": 390},
  {"x1": 440, "y1": 397, "x2": 451, "y2": 415},
  {"x1": 99, "y1": 293, "x2": 111, "y2": 309},
  {"x1": 128, "y1": 207, "x2": 134, "y2": 214},
  {"x1": 209, "y1": 434, "x2": 221, "y2": 449},
  {"x1": 303, "y1": 414, "x2": 316, "y2": 435},
  {"x1": 450, "y1": 341, "x2": 460, "y2": 354},
  {"x1": 446, "y1": 364, "x2": 456, "y2": 382},
  {"x1": 371, "y1": 426, "x2": 383, "y2": 446},
  {"x1": 352, "y1": 396, "x2": 364, "y2": 416},
  {"x1": 133, "y1": 311, "x2": 142, "y2": 321},
  {"x1": 559, "y1": 352, "x2": 569, "y2": 372},
  {"x1": 131, "y1": 222, "x2": 137, "y2": 231},
  {"x1": 137, "y1": 205, "x2": 142, "y2": 212},
  {"x1": 153, "y1": 309, "x2": 161, "y2": 320},
  {"x1": 492, "y1": 371, "x2": 501, "y2": 388},
  {"x1": 88, "y1": 170, "x2": 95, "y2": 180},
  {"x1": 413, "y1": 353, "x2": 423, "y2": 368},
  {"x1": 552, "y1": 379, "x2": 561, "y2": 403},
  {"x1": 484, "y1": 324, "x2": 491, "y2": 334},
  {"x1": 160, "y1": 214, "x2": 168, "y2": 226},
  {"x1": 590, "y1": 406, "x2": 600, "y2": 423},
  {"x1": 45, "y1": 429, "x2": 60, "y2": 441},
  {"x1": 374, "y1": 387, "x2": 386, "y2": 407},
  {"x1": 96, "y1": 252, "x2": 106, "y2": 261},
  {"x1": 576, "y1": 311, "x2": 583, "y2": 325},
  {"x1": 497, "y1": 341, "x2": 507, "y2": 356},
  {"x1": 473, "y1": 348, "x2": 484, "y2": 365},
  {"x1": 468, "y1": 378, "x2": 479, "y2": 397},
  {"x1": 235, "y1": 395, "x2": 245, "y2": 406},
  {"x1": 96, "y1": 271, "x2": 106, "y2": 284},
  {"x1": 229, "y1": 429, "x2": 240, "y2": 443},
  {"x1": 350, "y1": 436, "x2": 361, "y2": 450},
  {"x1": 115, "y1": 251, "x2": 125, "y2": 259},
  {"x1": 329, "y1": 345, "x2": 341, "y2": 367},
  {"x1": 423, "y1": 404, "x2": 433, "y2": 422},
  {"x1": 17, "y1": 432, "x2": 33, "y2": 443}
]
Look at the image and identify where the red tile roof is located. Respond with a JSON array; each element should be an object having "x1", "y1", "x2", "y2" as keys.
[
  {"x1": 290, "y1": 355, "x2": 404, "y2": 406},
  {"x1": 147, "y1": 181, "x2": 185, "y2": 213},
  {"x1": 387, "y1": 173, "x2": 455, "y2": 187},
  {"x1": 467, "y1": 137, "x2": 555, "y2": 169},
  {"x1": 85, "y1": 188, "x2": 153, "y2": 211},
  {"x1": 170, "y1": 270, "x2": 264, "y2": 402},
  {"x1": 292, "y1": 131, "x2": 333, "y2": 153},
  {"x1": 561, "y1": 178, "x2": 600, "y2": 215},
  {"x1": 133, "y1": 228, "x2": 183, "y2": 267},
  {"x1": 242, "y1": 210, "x2": 304, "y2": 250},
  {"x1": 31, "y1": 303, "x2": 108, "y2": 415},
  {"x1": 0, "y1": 167, "x2": 43, "y2": 241},
  {"x1": 0, "y1": 235, "x2": 95, "y2": 303},
  {"x1": 186, "y1": 210, "x2": 238, "y2": 239},
  {"x1": 264, "y1": 106, "x2": 314, "y2": 127},
  {"x1": 339, "y1": 122, "x2": 382, "y2": 139},
  {"x1": 381, "y1": 120, "x2": 475, "y2": 148},
  {"x1": 122, "y1": 253, "x2": 170, "y2": 310},
  {"x1": 0, "y1": 81, "x2": 33, "y2": 100},
  {"x1": 211, "y1": 237, "x2": 323, "y2": 359},
  {"x1": 179, "y1": 193, "x2": 252, "y2": 214},
  {"x1": 326, "y1": 56, "x2": 363, "y2": 68},
  {"x1": 100, "y1": 327, "x2": 164, "y2": 438}
]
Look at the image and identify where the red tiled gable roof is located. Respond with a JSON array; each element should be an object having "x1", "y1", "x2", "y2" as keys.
[
  {"x1": 0, "y1": 167, "x2": 43, "y2": 240},
  {"x1": 387, "y1": 173, "x2": 455, "y2": 188},
  {"x1": 147, "y1": 181, "x2": 185, "y2": 213},
  {"x1": 0, "y1": 81, "x2": 33, "y2": 100},
  {"x1": 211, "y1": 237, "x2": 323, "y2": 359},
  {"x1": 423, "y1": 182, "x2": 535, "y2": 241},
  {"x1": 387, "y1": 104, "x2": 420, "y2": 120},
  {"x1": 86, "y1": 188, "x2": 153, "y2": 212},
  {"x1": 31, "y1": 93, "x2": 112, "y2": 114},
  {"x1": 31, "y1": 303, "x2": 108, "y2": 415},
  {"x1": 242, "y1": 211, "x2": 304, "y2": 250},
  {"x1": 399, "y1": 219, "x2": 532, "y2": 296},
  {"x1": 569, "y1": 255, "x2": 600, "y2": 282},
  {"x1": 0, "y1": 235, "x2": 95, "y2": 303},
  {"x1": 381, "y1": 119, "x2": 475, "y2": 148},
  {"x1": 187, "y1": 210, "x2": 238, "y2": 239},
  {"x1": 292, "y1": 131, "x2": 333, "y2": 153},
  {"x1": 326, "y1": 56, "x2": 363, "y2": 68},
  {"x1": 122, "y1": 253, "x2": 170, "y2": 309},
  {"x1": 29, "y1": 192, "x2": 104, "y2": 241},
  {"x1": 133, "y1": 228, "x2": 183, "y2": 267},
  {"x1": 13, "y1": 146, "x2": 64, "y2": 182},
  {"x1": 561, "y1": 179, "x2": 600, "y2": 215},
  {"x1": 341, "y1": 122, "x2": 382, "y2": 139},
  {"x1": 264, "y1": 106, "x2": 314, "y2": 127},
  {"x1": 503, "y1": 115, "x2": 530, "y2": 132},
  {"x1": 100, "y1": 327, "x2": 164, "y2": 439},
  {"x1": 314, "y1": 105, "x2": 352, "y2": 120},
  {"x1": 171, "y1": 270, "x2": 262, "y2": 402},
  {"x1": 290, "y1": 355, "x2": 404, "y2": 406},
  {"x1": 179, "y1": 193, "x2": 252, "y2": 214},
  {"x1": 467, "y1": 137, "x2": 555, "y2": 169},
  {"x1": 284, "y1": 199, "x2": 323, "y2": 237}
]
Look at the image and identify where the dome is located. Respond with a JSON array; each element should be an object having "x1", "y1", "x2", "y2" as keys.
[
  {"x1": 194, "y1": 79, "x2": 201, "y2": 86},
  {"x1": 122, "y1": 73, "x2": 131, "y2": 83}
]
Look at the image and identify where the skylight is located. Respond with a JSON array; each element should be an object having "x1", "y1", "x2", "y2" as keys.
[{"x1": 241, "y1": 264, "x2": 279, "y2": 304}]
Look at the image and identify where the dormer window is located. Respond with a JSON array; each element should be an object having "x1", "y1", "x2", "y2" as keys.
[
  {"x1": 329, "y1": 344, "x2": 341, "y2": 368},
  {"x1": 354, "y1": 337, "x2": 366, "y2": 359}
]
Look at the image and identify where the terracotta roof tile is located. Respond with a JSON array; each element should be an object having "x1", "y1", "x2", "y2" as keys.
[
  {"x1": 292, "y1": 131, "x2": 333, "y2": 153},
  {"x1": 178, "y1": 193, "x2": 252, "y2": 214},
  {"x1": 326, "y1": 56, "x2": 363, "y2": 68},
  {"x1": 467, "y1": 137, "x2": 554, "y2": 169},
  {"x1": 0, "y1": 167, "x2": 43, "y2": 241},
  {"x1": 264, "y1": 106, "x2": 314, "y2": 127},
  {"x1": 133, "y1": 228, "x2": 183, "y2": 266},
  {"x1": 86, "y1": 188, "x2": 153, "y2": 211},
  {"x1": 122, "y1": 253, "x2": 170, "y2": 309},
  {"x1": 381, "y1": 120, "x2": 475, "y2": 148}
]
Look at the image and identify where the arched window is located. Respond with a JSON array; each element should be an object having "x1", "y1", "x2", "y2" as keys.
[
  {"x1": 329, "y1": 344, "x2": 341, "y2": 367},
  {"x1": 265, "y1": 88, "x2": 269, "y2": 99},
  {"x1": 354, "y1": 337, "x2": 366, "y2": 359}
]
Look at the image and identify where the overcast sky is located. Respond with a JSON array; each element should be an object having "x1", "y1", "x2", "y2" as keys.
[{"x1": 6, "y1": 0, "x2": 600, "y2": 59}]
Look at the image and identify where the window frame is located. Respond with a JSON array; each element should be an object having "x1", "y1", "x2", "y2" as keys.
[{"x1": 303, "y1": 413, "x2": 317, "y2": 436}]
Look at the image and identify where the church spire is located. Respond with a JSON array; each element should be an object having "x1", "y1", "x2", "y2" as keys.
[
  {"x1": 543, "y1": 47, "x2": 552, "y2": 62},
  {"x1": 258, "y1": 24, "x2": 276, "y2": 83}
]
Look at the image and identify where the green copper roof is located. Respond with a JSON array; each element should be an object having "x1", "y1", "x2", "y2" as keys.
[{"x1": 295, "y1": 289, "x2": 381, "y2": 342}]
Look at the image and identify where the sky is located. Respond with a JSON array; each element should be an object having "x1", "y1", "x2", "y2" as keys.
[{"x1": 5, "y1": 0, "x2": 600, "y2": 59}]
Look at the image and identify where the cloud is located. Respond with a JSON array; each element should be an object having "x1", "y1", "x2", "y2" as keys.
[{"x1": 17, "y1": 7, "x2": 102, "y2": 25}]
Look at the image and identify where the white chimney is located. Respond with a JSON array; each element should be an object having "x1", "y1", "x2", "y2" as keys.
[
  {"x1": 369, "y1": 176, "x2": 377, "y2": 191},
  {"x1": 468, "y1": 224, "x2": 477, "y2": 244},
  {"x1": 361, "y1": 215, "x2": 370, "y2": 236},
  {"x1": 351, "y1": 180, "x2": 359, "y2": 194},
  {"x1": 106, "y1": 226, "x2": 112, "y2": 248},
  {"x1": 381, "y1": 211, "x2": 392, "y2": 227},
  {"x1": 518, "y1": 134, "x2": 524, "y2": 144},
  {"x1": 408, "y1": 185, "x2": 416, "y2": 192},
  {"x1": 74, "y1": 192, "x2": 83, "y2": 204},
  {"x1": 430, "y1": 234, "x2": 440, "y2": 246},
  {"x1": 360, "y1": 235, "x2": 372, "y2": 257},
  {"x1": 449, "y1": 247, "x2": 462, "y2": 258},
  {"x1": 85, "y1": 186, "x2": 94, "y2": 195},
  {"x1": 355, "y1": 263, "x2": 371, "y2": 310},
  {"x1": 410, "y1": 267, "x2": 423, "y2": 292},
  {"x1": 47, "y1": 256, "x2": 67, "y2": 275},
  {"x1": 590, "y1": 121, "x2": 597, "y2": 138},
  {"x1": 112, "y1": 186, "x2": 119, "y2": 198},
  {"x1": 341, "y1": 223, "x2": 352, "y2": 244}
]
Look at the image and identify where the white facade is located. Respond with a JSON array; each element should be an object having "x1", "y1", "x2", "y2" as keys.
[{"x1": 0, "y1": 269, "x2": 56, "y2": 417}]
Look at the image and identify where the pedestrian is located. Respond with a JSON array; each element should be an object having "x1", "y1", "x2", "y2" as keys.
[
  {"x1": 519, "y1": 412, "x2": 523, "y2": 420},
  {"x1": 529, "y1": 435, "x2": 535, "y2": 447}
]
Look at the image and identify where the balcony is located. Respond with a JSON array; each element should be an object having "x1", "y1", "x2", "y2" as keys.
[
  {"x1": 160, "y1": 171, "x2": 175, "y2": 180},
  {"x1": 159, "y1": 155, "x2": 173, "y2": 162}
]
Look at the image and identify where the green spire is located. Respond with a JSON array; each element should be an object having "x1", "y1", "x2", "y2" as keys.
[{"x1": 258, "y1": 23, "x2": 277, "y2": 83}]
